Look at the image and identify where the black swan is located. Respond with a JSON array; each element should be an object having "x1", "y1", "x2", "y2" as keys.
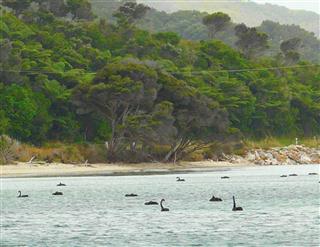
[
  {"x1": 144, "y1": 201, "x2": 159, "y2": 205},
  {"x1": 52, "y1": 191, "x2": 63, "y2": 195},
  {"x1": 17, "y1": 191, "x2": 28, "y2": 198},
  {"x1": 289, "y1": 174, "x2": 298, "y2": 177},
  {"x1": 125, "y1": 193, "x2": 138, "y2": 197},
  {"x1": 176, "y1": 177, "x2": 185, "y2": 182},
  {"x1": 221, "y1": 176, "x2": 230, "y2": 179},
  {"x1": 308, "y1": 173, "x2": 318, "y2": 176},
  {"x1": 209, "y1": 195, "x2": 222, "y2": 202},
  {"x1": 57, "y1": 182, "x2": 66, "y2": 186},
  {"x1": 280, "y1": 175, "x2": 287, "y2": 177},
  {"x1": 232, "y1": 196, "x2": 243, "y2": 211},
  {"x1": 160, "y1": 199, "x2": 169, "y2": 211}
]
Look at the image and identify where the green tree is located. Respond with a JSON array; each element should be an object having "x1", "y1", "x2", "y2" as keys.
[
  {"x1": 280, "y1": 38, "x2": 302, "y2": 65},
  {"x1": 2, "y1": 0, "x2": 31, "y2": 15},
  {"x1": 36, "y1": 0, "x2": 69, "y2": 17},
  {"x1": 0, "y1": 84, "x2": 37, "y2": 141},
  {"x1": 153, "y1": 32, "x2": 181, "y2": 46},
  {"x1": 157, "y1": 73, "x2": 229, "y2": 162},
  {"x1": 73, "y1": 61, "x2": 160, "y2": 161},
  {"x1": 235, "y1": 23, "x2": 269, "y2": 59},
  {"x1": 0, "y1": 110, "x2": 9, "y2": 135},
  {"x1": 202, "y1": 12, "x2": 231, "y2": 39},
  {"x1": 113, "y1": 2, "x2": 150, "y2": 27},
  {"x1": 66, "y1": 0, "x2": 94, "y2": 20}
]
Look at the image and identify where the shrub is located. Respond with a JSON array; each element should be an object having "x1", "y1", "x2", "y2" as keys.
[{"x1": 0, "y1": 135, "x2": 19, "y2": 164}]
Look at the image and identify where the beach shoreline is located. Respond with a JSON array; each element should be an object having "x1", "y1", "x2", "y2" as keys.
[
  {"x1": 1, "y1": 161, "x2": 255, "y2": 178},
  {"x1": 1, "y1": 161, "x2": 319, "y2": 178}
]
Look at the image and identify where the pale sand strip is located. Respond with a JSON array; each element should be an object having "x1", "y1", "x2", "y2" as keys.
[{"x1": 0, "y1": 161, "x2": 251, "y2": 178}]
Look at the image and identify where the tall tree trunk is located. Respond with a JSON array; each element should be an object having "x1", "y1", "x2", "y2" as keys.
[{"x1": 163, "y1": 138, "x2": 183, "y2": 163}]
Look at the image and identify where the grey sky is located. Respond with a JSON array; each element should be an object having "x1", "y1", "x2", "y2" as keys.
[{"x1": 252, "y1": 0, "x2": 320, "y2": 13}]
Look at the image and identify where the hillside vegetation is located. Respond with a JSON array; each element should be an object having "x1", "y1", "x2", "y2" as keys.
[
  {"x1": 92, "y1": 2, "x2": 320, "y2": 63},
  {"x1": 139, "y1": 0, "x2": 320, "y2": 36},
  {"x1": 0, "y1": 1, "x2": 319, "y2": 163}
]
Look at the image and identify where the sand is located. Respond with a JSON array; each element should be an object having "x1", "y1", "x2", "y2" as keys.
[{"x1": 0, "y1": 161, "x2": 252, "y2": 178}]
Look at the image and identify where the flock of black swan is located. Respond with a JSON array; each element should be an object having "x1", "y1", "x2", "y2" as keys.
[
  {"x1": 281, "y1": 173, "x2": 318, "y2": 177},
  {"x1": 16, "y1": 177, "x2": 243, "y2": 212},
  {"x1": 17, "y1": 182, "x2": 66, "y2": 198},
  {"x1": 16, "y1": 171, "x2": 319, "y2": 210}
]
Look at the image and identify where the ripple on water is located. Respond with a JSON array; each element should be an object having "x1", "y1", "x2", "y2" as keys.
[{"x1": 1, "y1": 165, "x2": 319, "y2": 246}]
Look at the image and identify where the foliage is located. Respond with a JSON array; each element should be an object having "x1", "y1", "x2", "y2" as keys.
[
  {"x1": 0, "y1": 135, "x2": 19, "y2": 164},
  {"x1": 202, "y1": 12, "x2": 231, "y2": 39},
  {"x1": 0, "y1": 1, "x2": 319, "y2": 163},
  {"x1": 136, "y1": 10, "x2": 320, "y2": 63},
  {"x1": 280, "y1": 38, "x2": 302, "y2": 65},
  {"x1": 235, "y1": 23, "x2": 269, "y2": 59},
  {"x1": 137, "y1": 0, "x2": 319, "y2": 36}
]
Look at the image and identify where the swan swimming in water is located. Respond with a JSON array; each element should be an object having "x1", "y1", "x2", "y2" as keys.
[
  {"x1": 209, "y1": 195, "x2": 222, "y2": 201},
  {"x1": 176, "y1": 177, "x2": 185, "y2": 182},
  {"x1": 160, "y1": 199, "x2": 169, "y2": 211},
  {"x1": 144, "y1": 201, "x2": 158, "y2": 205},
  {"x1": 57, "y1": 182, "x2": 66, "y2": 186},
  {"x1": 308, "y1": 173, "x2": 318, "y2": 176},
  {"x1": 52, "y1": 191, "x2": 63, "y2": 195},
  {"x1": 221, "y1": 176, "x2": 230, "y2": 179},
  {"x1": 125, "y1": 193, "x2": 138, "y2": 197},
  {"x1": 280, "y1": 175, "x2": 287, "y2": 177},
  {"x1": 232, "y1": 196, "x2": 243, "y2": 211},
  {"x1": 17, "y1": 191, "x2": 28, "y2": 198},
  {"x1": 289, "y1": 174, "x2": 298, "y2": 177}
]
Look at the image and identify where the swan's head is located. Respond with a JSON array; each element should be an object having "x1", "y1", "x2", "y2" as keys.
[
  {"x1": 18, "y1": 191, "x2": 21, "y2": 193},
  {"x1": 161, "y1": 199, "x2": 165, "y2": 202}
]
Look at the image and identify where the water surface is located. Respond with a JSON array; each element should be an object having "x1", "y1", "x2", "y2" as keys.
[{"x1": 1, "y1": 165, "x2": 319, "y2": 246}]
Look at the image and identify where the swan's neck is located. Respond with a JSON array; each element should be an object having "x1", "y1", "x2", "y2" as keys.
[
  {"x1": 160, "y1": 201, "x2": 164, "y2": 208},
  {"x1": 18, "y1": 191, "x2": 21, "y2": 197},
  {"x1": 233, "y1": 197, "x2": 236, "y2": 208}
]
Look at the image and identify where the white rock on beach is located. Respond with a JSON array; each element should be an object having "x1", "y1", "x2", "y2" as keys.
[{"x1": 227, "y1": 145, "x2": 319, "y2": 165}]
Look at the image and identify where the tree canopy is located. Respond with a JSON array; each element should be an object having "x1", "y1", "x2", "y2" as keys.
[
  {"x1": 202, "y1": 12, "x2": 231, "y2": 39},
  {"x1": 0, "y1": 1, "x2": 319, "y2": 162}
]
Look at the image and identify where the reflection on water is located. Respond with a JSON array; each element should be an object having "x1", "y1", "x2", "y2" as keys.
[{"x1": 1, "y1": 165, "x2": 319, "y2": 246}]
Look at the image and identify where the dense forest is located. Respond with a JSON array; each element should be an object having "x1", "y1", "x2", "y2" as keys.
[
  {"x1": 93, "y1": 0, "x2": 320, "y2": 36},
  {"x1": 0, "y1": 0, "x2": 319, "y2": 163},
  {"x1": 92, "y1": 2, "x2": 320, "y2": 63}
]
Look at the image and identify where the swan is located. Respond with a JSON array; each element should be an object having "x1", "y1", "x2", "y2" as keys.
[
  {"x1": 52, "y1": 191, "x2": 63, "y2": 195},
  {"x1": 57, "y1": 182, "x2": 66, "y2": 186},
  {"x1": 125, "y1": 193, "x2": 138, "y2": 197},
  {"x1": 209, "y1": 195, "x2": 222, "y2": 201},
  {"x1": 160, "y1": 199, "x2": 169, "y2": 211},
  {"x1": 289, "y1": 174, "x2": 298, "y2": 176},
  {"x1": 17, "y1": 191, "x2": 28, "y2": 198},
  {"x1": 232, "y1": 196, "x2": 243, "y2": 211},
  {"x1": 308, "y1": 173, "x2": 318, "y2": 176},
  {"x1": 176, "y1": 177, "x2": 185, "y2": 182},
  {"x1": 144, "y1": 201, "x2": 159, "y2": 205},
  {"x1": 221, "y1": 176, "x2": 230, "y2": 179},
  {"x1": 280, "y1": 175, "x2": 287, "y2": 177}
]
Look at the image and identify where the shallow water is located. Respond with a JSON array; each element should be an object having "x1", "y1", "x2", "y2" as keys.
[{"x1": 1, "y1": 165, "x2": 319, "y2": 246}]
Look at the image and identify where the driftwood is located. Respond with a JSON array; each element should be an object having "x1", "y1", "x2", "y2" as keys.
[{"x1": 28, "y1": 156, "x2": 36, "y2": 165}]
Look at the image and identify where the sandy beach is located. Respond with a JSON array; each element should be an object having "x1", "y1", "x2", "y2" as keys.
[{"x1": 0, "y1": 161, "x2": 251, "y2": 178}]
